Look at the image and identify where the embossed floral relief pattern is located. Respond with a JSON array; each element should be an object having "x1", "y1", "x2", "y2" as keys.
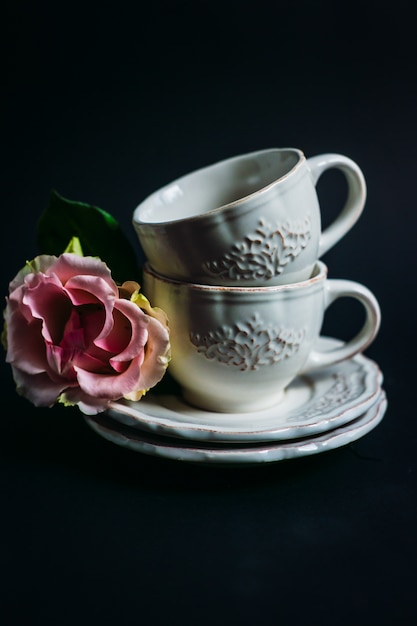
[
  {"x1": 289, "y1": 372, "x2": 366, "y2": 421},
  {"x1": 204, "y1": 216, "x2": 312, "y2": 281},
  {"x1": 189, "y1": 313, "x2": 305, "y2": 371}
]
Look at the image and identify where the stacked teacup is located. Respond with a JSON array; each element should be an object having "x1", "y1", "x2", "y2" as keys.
[{"x1": 133, "y1": 148, "x2": 380, "y2": 413}]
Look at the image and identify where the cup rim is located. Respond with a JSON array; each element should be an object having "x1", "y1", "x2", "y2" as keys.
[
  {"x1": 143, "y1": 260, "x2": 327, "y2": 293},
  {"x1": 133, "y1": 147, "x2": 305, "y2": 226}
]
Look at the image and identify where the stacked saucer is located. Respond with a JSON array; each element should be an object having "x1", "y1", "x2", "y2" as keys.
[{"x1": 85, "y1": 338, "x2": 387, "y2": 465}]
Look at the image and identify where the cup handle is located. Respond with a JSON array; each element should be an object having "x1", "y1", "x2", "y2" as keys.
[
  {"x1": 299, "y1": 278, "x2": 381, "y2": 373},
  {"x1": 306, "y1": 153, "x2": 367, "y2": 258}
]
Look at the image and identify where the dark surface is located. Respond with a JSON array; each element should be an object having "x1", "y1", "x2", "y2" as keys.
[{"x1": 1, "y1": 2, "x2": 416, "y2": 625}]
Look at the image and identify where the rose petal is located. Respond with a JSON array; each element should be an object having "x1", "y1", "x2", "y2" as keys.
[
  {"x1": 5, "y1": 302, "x2": 50, "y2": 375},
  {"x1": 61, "y1": 304, "x2": 106, "y2": 352},
  {"x1": 47, "y1": 253, "x2": 114, "y2": 287},
  {"x1": 64, "y1": 275, "x2": 117, "y2": 341},
  {"x1": 11, "y1": 365, "x2": 74, "y2": 407},
  {"x1": 59, "y1": 388, "x2": 110, "y2": 415},
  {"x1": 20, "y1": 274, "x2": 72, "y2": 344},
  {"x1": 8, "y1": 255, "x2": 58, "y2": 294},
  {"x1": 74, "y1": 356, "x2": 142, "y2": 399},
  {"x1": 130, "y1": 315, "x2": 171, "y2": 392},
  {"x1": 106, "y1": 300, "x2": 149, "y2": 362}
]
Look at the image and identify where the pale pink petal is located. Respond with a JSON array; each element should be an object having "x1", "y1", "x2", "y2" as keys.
[
  {"x1": 65, "y1": 274, "x2": 118, "y2": 303},
  {"x1": 21, "y1": 274, "x2": 72, "y2": 344},
  {"x1": 73, "y1": 344, "x2": 116, "y2": 374},
  {"x1": 8, "y1": 255, "x2": 58, "y2": 293},
  {"x1": 76, "y1": 399, "x2": 110, "y2": 415},
  {"x1": 9, "y1": 272, "x2": 63, "y2": 326},
  {"x1": 11, "y1": 365, "x2": 73, "y2": 407},
  {"x1": 48, "y1": 254, "x2": 115, "y2": 287},
  {"x1": 104, "y1": 300, "x2": 149, "y2": 362},
  {"x1": 74, "y1": 357, "x2": 142, "y2": 399},
  {"x1": 131, "y1": 316, "x2": 171, "y2": 392},
  {"x1": 65, "y1": 275, "x2": 117, "y2": 341},
  {"x1": 5, "y1": 302, "x2": 49, "y2": 374},
  {"x1": 46, "y1": 343, "x2": 79, "y2": 380},
  {"x1": 59, "y1": 388, "x2": 110, "y2": 415}
]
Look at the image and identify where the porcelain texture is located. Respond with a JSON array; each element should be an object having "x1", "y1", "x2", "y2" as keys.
[
  {"x1": 143, "y1": 264, "x2": 380, "y2": 412},
  {"x1": 133, "y1": 148, "x2": 366, "y2": 286},
  {"x1": 86, "y1": 391, "x2": 387, "y2": 465},
  {"x1": 107, "y1": 339, "x2": 383, "y2": 442}
]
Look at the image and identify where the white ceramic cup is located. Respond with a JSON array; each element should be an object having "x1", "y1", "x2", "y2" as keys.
[
  {"x1": 134, "y1": 148, "x2": 366, "y2": 286},
  {"x1": 143, "y1": 261, "x2": 380, "y2": 413}
]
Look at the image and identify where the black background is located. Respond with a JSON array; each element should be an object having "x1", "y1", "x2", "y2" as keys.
[{"x1": 2, "y1": 1, "x2": 416, "y2": 624}]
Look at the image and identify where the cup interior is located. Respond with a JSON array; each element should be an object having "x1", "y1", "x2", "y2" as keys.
[{"x1": 134, "y1": 149, "x2": 302, "y2": 224}]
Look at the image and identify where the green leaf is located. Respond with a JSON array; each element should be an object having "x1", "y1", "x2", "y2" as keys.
[{"x1": 37, "y1": 190, "x2": 141, "y2": 284}]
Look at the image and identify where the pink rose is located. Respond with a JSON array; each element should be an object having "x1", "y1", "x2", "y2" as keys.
[{"x1": 3, "y1": 253, "x2": 171, "y2": 415}]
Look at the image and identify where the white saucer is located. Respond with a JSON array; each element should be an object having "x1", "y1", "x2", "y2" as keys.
[
  {"x1": 107, "y1": 338, "x2": 383, "y2": 443},
  {"x1": 85, "y1": 390, "x2": 387, "y2": 465}
]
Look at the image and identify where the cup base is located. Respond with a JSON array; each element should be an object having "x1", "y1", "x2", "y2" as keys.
[{"x1": 181, "y1": 388, "x2": 286, "y2": 414}]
